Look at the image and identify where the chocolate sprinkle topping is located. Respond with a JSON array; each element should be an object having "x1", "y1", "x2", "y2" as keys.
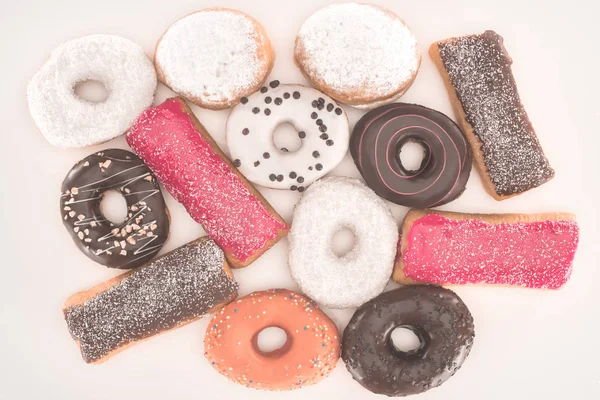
[
  {"x1": 233, "y1": 159, "x2": 241, "y2": 167},
  {"x1": 436, "y1": 30, "x2": 554, "y2": 196},
  {"x1": 264, "y1": 108, "x2": 271, "y2": 116},
  {"x1": 252, "y1": 107, "x2": 260, "y2": 114},
  {"x1": 312, "y1": 151, "x2": 320, "y2": 158},
  {"x1": 316, "y1": 163, "x2": 323, "y2": 171},
  {"x1": 327, "y1": 104, "x2": 334, "y2": 112},
  {"x1": 284, "y1": 92, "x2": 291, "y2": 99},
  {"x1": 240, "y1": 97, "x2": 248, "y2": 104},
  {"x1": 311, "y1": 112, "x2": 318, "y2": 119},
  {"x1": 290, "y1": 172, "x2": 297, "y2": 179},
  {"x1": 298, "y1": 131, "x2": 306, "y2": 139},
  {"x1": 242, "y1": 128, "x2": 249, "y2": 135},
  {"x1": 263, "y1": 152, "x2": 270, "y2": 159},
  {"x1": 260, "y1": 87, "x2": 268, "y2": 93},
  {"x1": 335, "y1": 108, "x2": 343, "y2": 115},
  {"x1": 270, "y1": 80, "x2": 280, "y2": 88},
  {"x1": 254, "y1": 161, "x2": 260, "y2": 167},
  {"x1": 293, "y1": 91, "x2": 301, "y2": 99},
  {"x1": 265, "y1": 97, "x2": 272, "y2": 104},
  {"x1": 275, "y1": 98, "x2": 283, "y2": 105},
  {"x1": 64, "y1": 238, "x2": 238, "y2": 363},
  {"x1": 326, "y1": 140, "x2": 334, "y2": 146}
]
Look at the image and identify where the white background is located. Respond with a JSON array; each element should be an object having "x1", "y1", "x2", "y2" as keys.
[{"x1": 1, "y1": 0, "x2": 599, "y2": 399}]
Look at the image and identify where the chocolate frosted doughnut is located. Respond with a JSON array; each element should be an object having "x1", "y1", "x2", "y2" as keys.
[
  {"x1": 60, "y1": 149, "x2": 169, "y2": 269},
  {"x1": 342, "y1": 286, "x2": 475, "y2": 397},
  {"x1": 350, "y1": 103, "x2": 472, "y2": 207}
]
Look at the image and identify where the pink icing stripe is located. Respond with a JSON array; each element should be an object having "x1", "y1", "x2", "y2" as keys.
[
  {"x1": 126, "y1": 98, "x2": 288, "y2": 264},
  {"x1": 403, "y1": 214, "x2": 579, "y2": 289}
]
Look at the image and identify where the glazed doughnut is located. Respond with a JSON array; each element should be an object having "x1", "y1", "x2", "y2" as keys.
[
  {"x1": 288, "y1": 177, "x2": 398, "y2": 308},
  {"x1": 27, "y1": 35, "x2": 156, "y2": 148},
  {"x1": 155, "y1": 8, "x2": 274, "y2": 110},
  {"x1": 351, "y1": 103, "x2": 472, "y2": 208},
  {"x1": 127, "y1": 97, "x2": 289, "y2": 268},
  {"x1": 60, "y1": 149, "x2": 169, "y2": 269},
  {"x1": 394, "y1": 209, "x2": 579, "y2": 289},
  {"x1": 204, "y1": 289, "x2": 340, "y2": 390},
  {"x1": 430, "y1": 31, "x2": 554, "y2": 199},
  {"x1": 342, "y1": 286, "x2": 474, "y2": 396},
  {"x1": 64, "y1": 237, "x2": 238, "y2": 363},
  {"x1": 226, "y1": 81, "x2": 349, "y2": 190},
  {"x1": 294, "y1": 3, "x2": 420, "y2": 109}
]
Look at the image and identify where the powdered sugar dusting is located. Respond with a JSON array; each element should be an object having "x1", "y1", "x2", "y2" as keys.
[
  {"x1": 296, "y1": 3, "x2": 419, "y2": 100},
  {"x1": 156, "y1": 9, "x2": 269, "y2": 103},
  {"x1": 126, "y1": 99, "x2": 288, "y2": 264},
  {"x1": 403, "y1": 214, "x2": 579, "y2": 289}
]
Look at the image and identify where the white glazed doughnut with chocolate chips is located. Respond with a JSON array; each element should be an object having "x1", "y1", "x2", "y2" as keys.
[
  {"x1": 226, "y1": 81, "x2": 349, "y2": 191},
  {"x1": 60, "y1": 149, "x2": 170, "y2": 269}
]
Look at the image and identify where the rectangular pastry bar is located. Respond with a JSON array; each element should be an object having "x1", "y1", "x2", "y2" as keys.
[
  {"x1": 430, "y1": 30, "x2": 554, "y2": 199},
  {"x1": 127, "y1": 98, "x2": 289, "y2": 267},
  {"x1": 394, "y1": 209, "x2": 579, "y2": 289},
  {"x1": 64, "y1": 237, "x2": 238, "y2": 363}
]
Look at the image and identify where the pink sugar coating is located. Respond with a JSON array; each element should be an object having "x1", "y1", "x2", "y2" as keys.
[
  {"x1": 403, "y1": 214, "x2": 579, "y2": 289},
  {"x1": 126, "y1": 98, "x2": 288, "y2": 263}
]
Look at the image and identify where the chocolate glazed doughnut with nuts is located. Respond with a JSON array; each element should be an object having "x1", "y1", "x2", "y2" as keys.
[
  {"x1": 60, "y1": 149, "x2": 170, "y2": 269},
  {"x1": 342, "y1": 285, "x2": 475, "y2": 396}
]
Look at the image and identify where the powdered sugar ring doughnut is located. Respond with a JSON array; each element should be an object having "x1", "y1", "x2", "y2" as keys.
[
  {"x1": 289, "y1": 177, "x2": 398, "y2": 308},
  {"x1": 27, "y1": 35, "x2": 157, "y2": 148},
  {"x1": 155, "y1": 8, "x2": 274, "y2": 110},
  {"x1": 294, "y1": 3, "x2": 420, "y2": 109},
  {"x1": 226, "y1": 81, "x2": 349, "y2": 190}
]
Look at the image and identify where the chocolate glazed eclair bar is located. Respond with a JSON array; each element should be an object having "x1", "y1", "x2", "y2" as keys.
[{"x1": 430, "y1": 30, "x2": 554, "y2": 200}]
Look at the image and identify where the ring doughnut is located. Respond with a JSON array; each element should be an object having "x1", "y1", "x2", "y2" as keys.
[
  {"x1": 204, "y1": 289, "x2": 340, "y2": 390},
  {"x1": 294, "y1": 3, "x2": 420, "y2": 109},
  {"x1": 27, "y1": 35, "x2": 157, "y2": 148},
  {"x1": 226, "y1": 82, "x2": 349, "y2": 190},
  {"x1": 60, "y1": 149, "x2": 170, "y2": 269},
  {"x1": 155, "y1": 8, "x2": 274, "y2": 110},
  {"x1": 342, "y1": 286, "x2": 475, "y2": 396},
  {"x1": 288, "y1": 177, "x2": 398, "y2": 308},
  {"x1": 351, "y1": 103, "x2": 472, "y2": 208}
]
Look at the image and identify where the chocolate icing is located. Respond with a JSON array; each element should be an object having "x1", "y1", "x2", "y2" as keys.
[
  {"x1": 436, "y1": 30, "x2": 554, "y2": 196},
  {"x1": 342, "y1": 286, "x2": 475, "y2": 397},
  {"x1": 350, "y1": 103, "x2": 471, "y2": 208},
  {"x1": 64, "y1": 237, "x2": 238, "y2": 363},
  {"x1": 60, "y1": 149, "x2": 169, "y2": 269}
]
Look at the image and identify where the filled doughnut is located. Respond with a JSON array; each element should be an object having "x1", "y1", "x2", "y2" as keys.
[
  {"x1": 27, "y1": 35, "x2": 156, "y2": 148},
  {"x1": 288, "y1": 177, "x2": 398, "y2": 308},
  {"x1": 204, "y1": 289, "x2": 339, "y2": 390},
  {"x1": 351, "y1": 103, "x2": 472, "y2": 208},
  {"x1": 342, "y1": 286, "x2": 474, "y2": 396},
  {"x1": 226, "y1": 81, "x2": 349, "y2": 190},
  {"x1": 394, "y1": 209, "x2": 579, "y2": 289},
  {"x1": 430, "y1": 30, "x2": 554, "y2": 199},
  {"x1": 155, "y1": 8, "x2": 274, "y2": 110},
  {"x1": 60, "y1": 149, "x2": 169, "y2": 270},
  {"x1": 64, "y1": 237, "x2": 238, "y2": 363},
  {"x1": 294, "y1": 3, "x2": 420, "y2": 109},
  {"x1": 127, "y1": 97, "x2": 289, "y2": 268}
]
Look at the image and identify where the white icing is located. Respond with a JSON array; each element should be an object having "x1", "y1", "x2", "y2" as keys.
[
  {"x1": 295, "y1": 3, "x2": 419, "y2": 104},
  {"x1": 27, "y1": 35, "x2": 156, "y2": 148},
  {"x1": 288, "y1": 177, "x2": 398, "y2": 308},
  {"x1": 226, "y1": 83, "x2": 349, "y2": 190},
  {"x1": 155, "y1": 9, "x2": 270, "y2": 105}
]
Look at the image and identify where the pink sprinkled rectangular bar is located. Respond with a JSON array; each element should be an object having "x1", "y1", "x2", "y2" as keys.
[
  {"x1": 394, "y1": 209, "x2": 579, "y2": 289},
  {"x1": 127, "y1": 98, "x2": 289, "y2": 268}
]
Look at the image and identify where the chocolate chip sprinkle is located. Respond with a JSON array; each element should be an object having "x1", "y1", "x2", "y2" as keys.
[
  {"x1": 326, "y1": 140, "x2": 334, "y2": 146},
  {"x1": 293, "y1": 91, "x2": 301, "y2": 99},
  {"x1": 269, "y1": 174, "x2": 277, "y2": 181},
  {"x1": 263, "y1": 152, "x2": 270, "y2": 159},
  {"x1": 316, "y1": 163, "x2": 323, "y2": 171},
  {"x1": 233, "y1": 159, "x2": 241, "y2": 167},
  {"x1": 311, "y1": 100, "x2": 318, "y2": 108},
  {"x1": 290, "y1": 185, "x2": 298, "y2": 191},
  {"x1": 298, "y1": 186, "x2": 305, "y2": 193},
  {"x1": 335, "y1": 108, "x2": 343, "y2": 115},
  {"x1": 298, "y1": 131, "x2": 306, "y2": 139},
  {"x1": 270, "y1": 80, "x2": 280, "y2": 88},
  {"x1": 316, "y1": 119, "x2": 323, "y2": 126},
  {"x1": 308, "y1": 166, "x2": 314, "y2": 171},
  {"x1": 276, "y1": 175, "x2": 284, "y2": 182},
  {"x1": 240, "y1": 97, "x2": 248, "y2": 104},
  {"x1": 311, "y1": 112, "x2": 318, "y2": 119},
  {"x1": 254, "y1": 161, "x2": 260, "y2": 167},
  {"x1": 319, "y1": 125, "x2": 328, "y2": 133},
  {"x1": 284, "y1": 92, "x2": 291, "y2": 99},
  {"x1": 275, "y1": 98, "x2": 283, "y2": 105},
  {"x1": 312, "y1": 151, "x2": 320, "y2": 158},
  {"x1": 297, "y1": 176, "x2": 305, "y2": 183},
  {"x1": 252, "y1": 107, "x2": 260, "y2": 114},
  {"x1": 242, "y1": 128, "x2": 249, "y2": 135},
  {"x1": 320, "y1": 133, "x2": 329, "y2": 140},
  {"x1": 265, "y1": 96, "x2": 272, "y2": 104},
  {"x1": 327, "y1": 104, "x2": 334, "y2": 112},
  {"x1": 264, "y1": 108, "x2": 271, "y2": 116},
  {"x1": 317, "y1": 103, "x2": 324, "y2": 110},
  {"x1": 260, "y1": 87, "x2": 268, "y2": 93},
  {"x1": 63, "y1": 238, "x2": 238, "y2": 363},
  {"x1": 290, "y1": 171, "x2": 297, "y2": 179}
]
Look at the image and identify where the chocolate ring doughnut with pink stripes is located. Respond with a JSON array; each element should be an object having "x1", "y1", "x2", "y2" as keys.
[{"x1": 350, "y1": 103, "x2": 472, "y2": 207}]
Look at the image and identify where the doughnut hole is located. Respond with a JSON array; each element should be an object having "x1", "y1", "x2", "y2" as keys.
[
  {"x1": 99, "y1": 190, "x2": 128, "y2": 224},
  {"x1": 390, "y1": 325, "x2": 424, "y2": 355},
  {"x1": 331, "y1": 226, "x2": 357, "y2": 258},
  {"x1": 253, "y1": 327, "x2": 291, "y2": 357},
  {"x1": 398, "y1": 140, "x2": 426, "y2": 174},
  {"x1": 273, "y1": 122, "x2": 303, "y2": 154},
  {"x1": 74, "y1": 80, "x2": 109, "y2": 103}
]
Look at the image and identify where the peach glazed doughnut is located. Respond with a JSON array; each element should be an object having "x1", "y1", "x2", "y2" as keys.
[{"x1": 204, "y1": 289, "x2": 340, "y2": 390}]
